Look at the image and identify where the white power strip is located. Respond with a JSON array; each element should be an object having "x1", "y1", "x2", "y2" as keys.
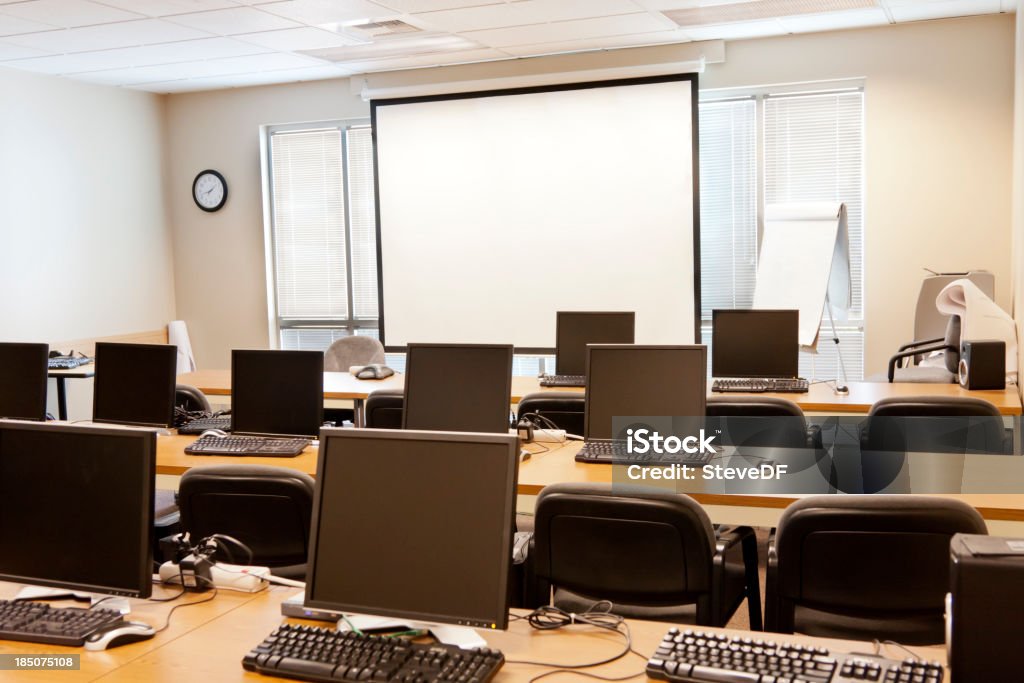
[
  {"x1": 532, "y1": 428, "x2": 566, "y2": 443},
  {"x1": 159, "y1": 560, "x2": 270, "y2": 592}
]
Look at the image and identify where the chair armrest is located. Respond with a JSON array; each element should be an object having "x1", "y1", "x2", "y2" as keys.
[
  {"x1": 888, "y1": 344, "x2": 957, "y2": 382},
  {"x1": 897, "y1": 337, "x2": 944, "y2": 353},
  {"x1": 714, "y1": 526, "x2": 761, "y2": 630},
  {"x1": 764, "y1": 530, "x2": 779, "y2": 632},
  {"x1": 806, "y1": 425, "x2": 823, "y2": 450}
]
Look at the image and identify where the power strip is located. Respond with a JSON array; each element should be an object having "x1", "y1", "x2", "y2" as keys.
[
  {"x1": 532, "y1": 428, "x2": 566, "y2": 443},
  {"x1": 159, "y1": 560, "x2": 270, "y2": 592}
]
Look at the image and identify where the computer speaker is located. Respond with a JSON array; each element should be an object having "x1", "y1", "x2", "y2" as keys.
[
  {"x1": 957, "y1": 340, "x2": 1004, "y2": 390},
  {"x1": 948, "y1": 534, "x2": 1024, "y2": 682}
]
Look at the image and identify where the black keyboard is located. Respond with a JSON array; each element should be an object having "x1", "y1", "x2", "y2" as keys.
[
  {"x1": 575, "y1": 440, "x2": 714, "y2": 465},
  {"x1": 243, "y1": 624, "x2": 505, "y2": 683},
  {"x1": 0, "y1": 599, "x2": 123, "y2": 647},
  {"x1": 178, "y1": 416, "x2": 233, "y2": 435},
  {"x1": 712, "y1": 378, "x2": 809, "y2": 394},
  {"x1": 647, "y1": 627, "x2": 944, "y2": 683},
  {"x1": 539, "y1": 374, "x2": 586, "y2": 387},
  {"x1": 185, "y1": 434, "x2": 310, "y2": 457},
  {"x1": 48, "y1": 357, "x2": 92, "y2": 370}
]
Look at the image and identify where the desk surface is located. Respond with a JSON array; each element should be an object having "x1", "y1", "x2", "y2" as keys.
[
  {"x1": 6, "y1": 584, "x2": 943, "y2": 683},
  {"x1": 155, "y1": 433, "x2": 1024, "y2": 523},
  {"x1": 177, "y1": 370, "x2": 1023, "y2": 415}
]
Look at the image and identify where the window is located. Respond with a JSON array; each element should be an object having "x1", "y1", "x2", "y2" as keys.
[
  {"x1": 699, "y1": 85, "x2": 865, "y2": 380},
  {"x1": 264, "y1": 121, "x2": 379, "y2": 351}
]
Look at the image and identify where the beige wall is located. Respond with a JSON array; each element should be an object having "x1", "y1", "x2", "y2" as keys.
[
  {"x1": 165, "y1": 14, "x2": 1016, "y2": 376},
  {"x1": 0, "y1": 67, "x2": 175, "y2": 418},
  {"x1": 701, "y1": 13, "x2": 1016, "y2": 376},
  {"x1": 1014, "y1": 2, "x2": 1024, "y2": 392}
]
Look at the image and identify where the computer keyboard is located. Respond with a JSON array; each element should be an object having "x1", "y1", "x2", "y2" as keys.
[
  {"x1": 177, "y1": 416, "x2": 233, "y2": 435},
  {"x1": 185, "y1": 434, "x2": 310, "y2": 457},
  {"x1": 243, "y1": 623, "x2": 505, "y2": 683},
  {"x1": 48, "y1": 356, "x2": 92, "y2": 370},
  {"x1": 0, "y1": 599, "x2": 123, "y2": 647},
  {"x1": 575, "y1": 440, "x2": 714, "y2": 465},
  {"x1": 711, "y1": 378, "x2": 809, "y2": 394},
  {"x1": 646, "y1": 627, "x2": 944, "y2": 683},
  {"x1": 539, "y1": 374, "x2": 586, "y2": 387}
]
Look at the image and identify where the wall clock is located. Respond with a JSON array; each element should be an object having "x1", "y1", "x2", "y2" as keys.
[{"x1": 192, "y1": 169, "x2": 228, "y2": 212}]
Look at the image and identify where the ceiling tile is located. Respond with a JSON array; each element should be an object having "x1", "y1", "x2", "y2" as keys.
[
  {"x1": 1, "y1": 1, "x2": 144, "y2": 28},
  {"x1": 166, "y1": 6, "x2": 302, "y2": 35},
  {"x1": 886, "y1": 0, "x2": 1001, "y2": 22},
  {"x1": 4, "y1": 18, "x2": 213, "y2": 51},
  {"x1": 259, "y1": 0, "x2": 399, "y2": 25},
  {"x1": 777, "y1": 7, "x2": 890, "y2": 33},
  {"x1": 0, "y1": 14, "x2": 60, "y2": 36},
  {"x1": 0, "y1": 39, "x2": 50, "y2": 59},
  {"x1": 4, "y1": 36, "x2": 268, "y2": 73},
  {"x1": 499, "y1": 27, "x2": 693, "y2": 56},
  {"x1": 339, "y1": 45, "x2": 506, "y2": 71},
  {"x1": 465, "y1": 12, "x2": 673, "y2": 48},
  {"x1": 370, "y1": 0, "x2": 502, "y2": 11},
  {"x1": 681, "y1": 18, "x2": 787, "y2": 40},
  {"x1": 76, "y1": 50, "x2": 325, "y2": 84},
  {"x1": 412, "y1": 0, "x2": 645, "y2": 33},
  {"x1": 234, "y1": 26, "x2": 361, "y2": 50},
  {"x1": 96, "y1": 0, "x2": 240, "y2": 16}
]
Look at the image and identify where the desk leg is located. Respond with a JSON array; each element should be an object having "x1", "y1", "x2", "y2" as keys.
[
  {"x1": 56, "y1": 377, "x2": 68, "y2": 421},
  {"x1": 354, "y1": 399, "x2": 365, "y2": 428}
]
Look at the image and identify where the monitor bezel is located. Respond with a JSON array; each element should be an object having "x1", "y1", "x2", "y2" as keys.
[
  {"x1": 711, "y1": 309, "x2": 800, "y2": 379},
  {"x1": 230, "y1": 349, "x2": 325, "y2": 438},
  {"x1": 304, "y1": 427, "x2": 519, "y2": 630},
  {"x1": 0, "y1": 342, "x2": 49, "y2": 421},
  {"x1": 583, "y1": 344, "x2": 707, "y2": 441},
  {"x1": 0, "y1": 420, "x2": 155, "y2": 599},
  {"x1": 554, "y1": 311, "x2": 636, "y2": 376},
  {"x1": 401, "y1": 343, "x2": 514, "y2": 433},
  {"x1": 92, "y1": 342, "x2": 177, "y2": 428}
]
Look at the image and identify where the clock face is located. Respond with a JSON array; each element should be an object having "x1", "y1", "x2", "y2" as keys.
[{"x1": 193, "y1": 170, "x2": 227, "y2": 212}]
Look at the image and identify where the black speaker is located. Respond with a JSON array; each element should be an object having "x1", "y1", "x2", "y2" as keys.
[
  {"x1": 949, "y1": 534, "x2": 1024, "y2": 681},
  {"x1": 957, "y1": 340, "x2": 1005, "y2": 390}
]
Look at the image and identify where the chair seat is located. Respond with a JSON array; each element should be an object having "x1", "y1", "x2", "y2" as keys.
[
  {"x1": 794, "y1": 605, "x2": 944, "y2": 645},
  {"x1": 867, "y1": 367, "x2": 955, "y2": 383}
]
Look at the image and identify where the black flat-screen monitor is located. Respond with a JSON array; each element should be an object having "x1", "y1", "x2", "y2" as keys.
[
  {"x1": 712, "y1": 309, "x2": 799, "y2": 378},
  {"x1": 584, "y1": 344, "x2": 706, "y2": 440},
  {"x1": 555, "y1": 312, "x2": 635, "y2": 375},
  {"x1": 231, "y1": 350, "x2": 324, "y2": 438},
  {"x1": 0, "y1": 420, "x2": 154, "y2": 598},
  {"x1": 305, "y1": 428, "x2": 518, "y2": 630},
  {"x1": 403, "y1": 344, "x2": 513, "y2": 433},
  {"x1": 93, "y1": 342, "x2": 177, "y2": 428},
  {"x1": 0, "y1": 343, "x2": 48, "y2": 421}
]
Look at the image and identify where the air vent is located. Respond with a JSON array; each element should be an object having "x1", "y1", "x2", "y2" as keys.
[
  {"x1": 663, "y1": 0, "x2": 877, "y2": 27},
  {"x1": 345, "y1": 19, "x2": 423, "y2": 39}
]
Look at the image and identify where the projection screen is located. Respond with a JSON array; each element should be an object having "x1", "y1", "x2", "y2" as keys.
[{"x1": 372, "y1": 74, "x2": 700, "y2": 351}]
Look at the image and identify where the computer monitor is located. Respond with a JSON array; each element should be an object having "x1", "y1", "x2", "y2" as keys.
[
  {"x1": 305, "y1": 428, "x2": 518, "y2": 643},
  {"x1": 0, "y1": 420, "x2": 154, "y2": 598},
  {"x1": 712, "y1": 309, "x2": 799, "y2": 378},
  {"x1": 403, "y1": 344, "x2": 513, "y2": 433},
  {"x1": 231, "y1": 350, "x2": 324, "y2": 438},
  {"x1": 93, "y1": 342, "x2": 177, "y2": 428},
  {"x1": 584, "y1": 344, "x2": 707, "y2": 440},
  {"x1": 555, "y1": 311, "x2": 635, "y2": 375},
  {"x1": 0, "y1": 343, "x2": 48, "y2": 421}
]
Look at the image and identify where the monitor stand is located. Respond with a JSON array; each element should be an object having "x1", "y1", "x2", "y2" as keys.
[
  {"x1": 339, "y1": 614, "x2": 487, "y2": 649},
  {"x1": 14, "y1": 586, "x2": 131, "y2": 614}
]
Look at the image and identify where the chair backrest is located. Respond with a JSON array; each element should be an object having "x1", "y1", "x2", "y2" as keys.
[
  {"x1": 517, "y1": 392, "x2": 585, "y2": 435},
  {"x1": 365, "y1": 390, "x2": 405, "y2": 429},
  {"x1": 862, "y1": 395, "x2": 1005, "y2": 454},
  {"x1": 323, "y1": 337, "x2": 386, "y2": 372},
  {"x1": 532, "y1": 483, "x2": 716, "y2": 606},
  {"x1": 772, "y1": 495, "x2": 986, "y2": 631},
  {"x1": 706, "y1": 396, "x2": 811, "y2": 449},
  {"x1": 178, "y1": 465, "x2": 315, "y2": 574},
  {"x1": 175, "y1": 384, "x2": 211, "y2": 413}
]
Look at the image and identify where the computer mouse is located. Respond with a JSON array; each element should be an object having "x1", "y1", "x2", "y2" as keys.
[
  {"x1": 84, "y1": 621, "x2": 156, "y2": 651},
  {"x1": 356, "y1": 364, "x2": 395, "y2": 380}
]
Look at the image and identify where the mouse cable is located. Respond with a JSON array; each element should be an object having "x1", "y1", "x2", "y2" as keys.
[{"x1": 152, "y1": 569, "x2": 218, "y2": 634}]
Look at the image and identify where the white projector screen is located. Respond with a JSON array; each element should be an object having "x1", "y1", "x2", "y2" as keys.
[{"x1": 372, "y1": 75, "x2": 700, "y2": 350}]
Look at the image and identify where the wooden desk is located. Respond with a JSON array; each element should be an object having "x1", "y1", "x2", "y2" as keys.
[
  {"x1": 48, "y1": 366, "x2": 95, "y2": 421},
  {"x1": 177, "y1": 371, "x2": 1022, "y2": 417},
  {"x1": 95, "y1": 588, "x2": 947, "y2": 682}
]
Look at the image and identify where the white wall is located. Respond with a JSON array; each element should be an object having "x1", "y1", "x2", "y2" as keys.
[
  {"x1": 165, "y1": 14, "x2": 1016, "y2": 376},
  {"x1": 0, "y1": 67, "x2": 175, "y2": 418},
  {"x1": 1014, "y1": 2, "x2": 1024, "y2": 391}
]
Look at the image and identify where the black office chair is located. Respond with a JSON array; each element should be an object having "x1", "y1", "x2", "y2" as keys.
[
  {"x1": 886, "y1": 315, "x2": 960, "y2": 383},
  {"x1": 706, "y1": 396, "x2": 821, "y2": 449},
  {"x1": 517, "y1": 392, "x2": 585, "y2": 436},
  {"x1": 526, "y1": 483, "x2": 761, "y2": 629},
  {"x1": 175, "y1": 384, "x2": 212, "y2": 413},
  {"x1": 364, "y1": 390, "x2": 404, "y2": 429},
  {"x1": 765, "y1": 495, "x2": 987, "y2": 644},
  {"x1": 177, "y1": 465, "x2": 315, "y2": 579},
  {"x1": 861, "y1": 396, "x2": 1008, "y2": 455}
]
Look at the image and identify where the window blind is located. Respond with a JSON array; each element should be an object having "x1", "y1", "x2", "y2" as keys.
[{"x1": 346, "y1": 126, "x2": 379, "y2": 321}]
